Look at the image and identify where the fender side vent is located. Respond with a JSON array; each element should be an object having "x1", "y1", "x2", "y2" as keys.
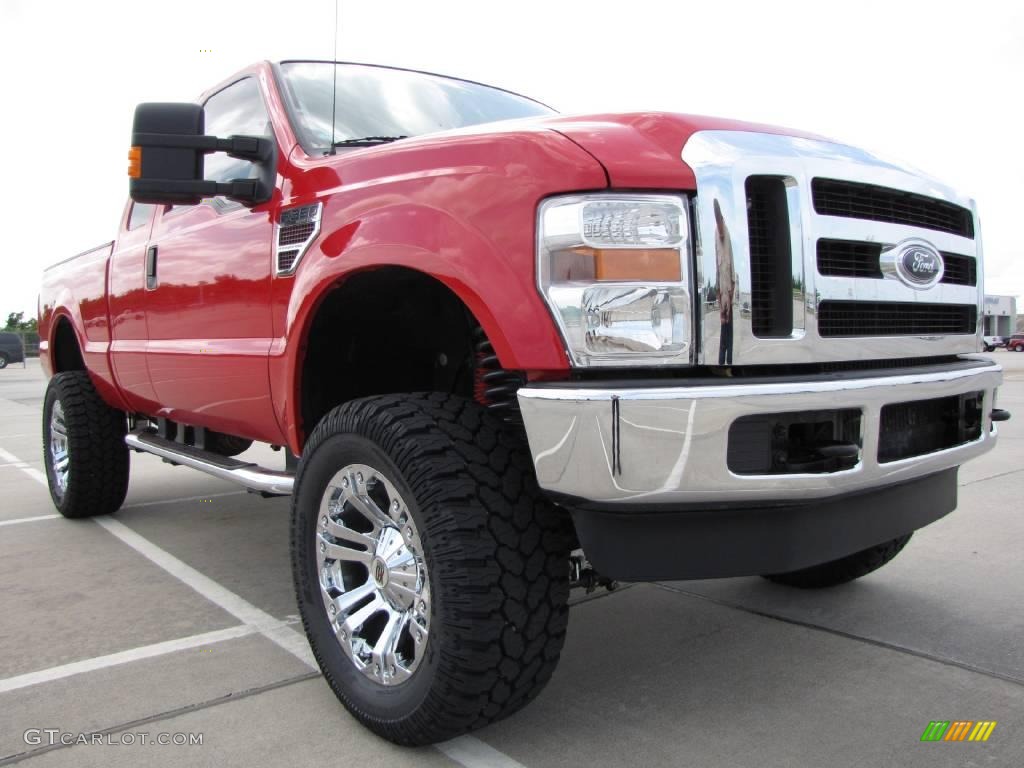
[{"x1": 275, "y1": 203, "x2": 322, "y2": 276}]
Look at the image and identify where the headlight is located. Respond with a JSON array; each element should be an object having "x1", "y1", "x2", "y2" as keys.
[{"x1": 537, "y1": 193, "x2": 692, "y2": 367}]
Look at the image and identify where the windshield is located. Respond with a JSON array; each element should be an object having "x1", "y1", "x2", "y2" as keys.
[{"x1": 277, "y1": 62, "x2": 555, "y2": 155}]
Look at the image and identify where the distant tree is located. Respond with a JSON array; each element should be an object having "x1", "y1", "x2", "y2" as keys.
[{"x1": 3, "y1": 312, "x2": 37, "y2": 332}]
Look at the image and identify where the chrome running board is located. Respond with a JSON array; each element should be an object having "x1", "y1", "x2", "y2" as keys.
[{"x1": 126, "y1": 430, "x2": 294, "y2": 496}]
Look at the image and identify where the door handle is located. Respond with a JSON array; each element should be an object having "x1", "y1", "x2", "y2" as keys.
[{"x1": 145, "y1": 245, "x2": 158, "y2": 290}]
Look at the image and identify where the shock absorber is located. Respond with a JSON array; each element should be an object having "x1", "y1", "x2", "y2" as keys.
[{"x1": 473, "y1": 327, "x2": 525, "y2": 425}]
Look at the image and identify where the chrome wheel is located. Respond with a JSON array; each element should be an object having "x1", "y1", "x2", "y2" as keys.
[
  {"x1": 49, "y1": 400, "x2": 70, "y2": 498},
  {"x1": 316, "y1": 463, "x2": 429, "y2": 686}
]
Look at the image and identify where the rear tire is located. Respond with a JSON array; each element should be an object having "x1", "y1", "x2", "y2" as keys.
[
  {"x1": 0, "y1": 353, "x2": 8, "y2": 369},
  {"x1": 762, "y1": 534, "x2": 912, "y2": 588},
  {"x1": 204, "y1": 431, "x2": 253, "y2": 457},
  {"x1": 43, "y1": 371, "x2": 129, "y2": 518},
  {"x1": 291, "y1": 393, "x2": 571, "y2": 745}
]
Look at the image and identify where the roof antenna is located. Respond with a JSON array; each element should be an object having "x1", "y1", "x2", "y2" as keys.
[{"x1": 328, "y1": 0, "x2": 339, "y2": 155}]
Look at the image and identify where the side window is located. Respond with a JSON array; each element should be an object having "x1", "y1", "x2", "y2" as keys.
[
  {"x1": 127, "y1": 202, "x2": 155, "y2": 231},
  {"x1": 203, "y1": 78, "x2": 272, "y2": 184}
]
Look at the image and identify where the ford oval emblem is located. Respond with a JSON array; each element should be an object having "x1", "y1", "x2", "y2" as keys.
[{"x1": 897, "y1": 242, "x2": 944, "y2": 288}]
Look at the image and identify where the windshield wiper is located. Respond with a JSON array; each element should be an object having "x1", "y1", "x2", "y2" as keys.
[{"x1": 331, "y1": 135, "x2": 409, "y2": 148}]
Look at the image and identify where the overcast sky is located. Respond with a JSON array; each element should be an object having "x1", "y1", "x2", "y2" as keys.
[{"x1": 0, "y1": 0, "x2": 1020, "y2": 319}]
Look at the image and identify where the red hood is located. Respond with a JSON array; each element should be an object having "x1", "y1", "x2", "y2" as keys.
[
  {"x1": 539, "y1": 112, "x2": 824, "y2": 189},
  {"x1": 293, "y1": 111, "x2": 825, "y2": 197}
]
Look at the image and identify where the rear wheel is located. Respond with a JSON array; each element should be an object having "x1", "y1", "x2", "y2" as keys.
[
  {"x1": 0, "y1": 353, "x2": 9, "y2": 369},
  {"x1": 763, "y1": 534, "x2": 912, "y2": 588},
  {"x1": 43, "y1": 371, "x2": 129, "y2": 518},
  {"x1": 291, "y1": 393, "x2": 571, "y2": 745}
]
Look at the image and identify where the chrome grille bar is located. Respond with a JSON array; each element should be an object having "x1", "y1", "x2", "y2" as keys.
[{"x1": 682, "y1": 131, "x2": 983, "y2": 366}]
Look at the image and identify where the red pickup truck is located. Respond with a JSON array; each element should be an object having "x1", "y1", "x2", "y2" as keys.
[{"x1": 39, "y1": 60, "x2": 1007, "y2": 745}]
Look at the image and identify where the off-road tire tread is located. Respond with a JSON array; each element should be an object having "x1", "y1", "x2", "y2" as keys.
[
  {"x1": 763, "y1": 533, "x2": 912, "y2": 588},
  {"x1": 44, "y1": 371, "x2": 129, "y2": 517},
  {"x1": 291, "y1": 393, "x2": 571, "y2": 745}
]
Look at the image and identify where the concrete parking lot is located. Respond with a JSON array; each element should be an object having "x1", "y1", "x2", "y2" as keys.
[{"x1": 1, "y1": 355, "x2": 1023, "y2": 767}]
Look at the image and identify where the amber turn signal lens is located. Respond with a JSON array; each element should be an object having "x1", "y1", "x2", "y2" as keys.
[
  {"x1": 127, "y1": 146, "x2": 142, "y2": 178},
  {"x1": 592, "y1": 248, "x2": 681, "y2": 282}
]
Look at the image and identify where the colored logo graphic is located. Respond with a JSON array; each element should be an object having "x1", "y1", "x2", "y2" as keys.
[{"x1": 920, "y1": 721, "x2": 997, "y2": 742}]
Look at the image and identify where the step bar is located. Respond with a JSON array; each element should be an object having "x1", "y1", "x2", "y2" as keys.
[{"x1": 126, "y1": 430, "x2": 294, "y2": 496}]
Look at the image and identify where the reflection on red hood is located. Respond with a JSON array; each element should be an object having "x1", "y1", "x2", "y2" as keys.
[
  {"x1": 539, "y1": 112, "x2": 824, "y2": 189},
  {"x1": 292, "y1": 111, "x2": 825, "y2": 198}
]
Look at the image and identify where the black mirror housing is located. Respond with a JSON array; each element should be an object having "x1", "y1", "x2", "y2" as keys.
[
  {"x1": 129, "y1": 103, "x2": 206, "y2": 205},
  {"x1": 128, "y1": 102, "x2": 274, "y2": 206}
]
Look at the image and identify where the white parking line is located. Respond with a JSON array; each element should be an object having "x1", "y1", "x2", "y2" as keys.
[
  {"x1": 0, "y1": 625, "x2": 257, "y2": 694},
  {"x1": 1, "y1": 445, "x2": 317, "y2": 669},
  {"x1": 94, "y1": 516, "x2": 319, "y2": 669},
  {"x1": 0, "y1": 514, "x2": 60, "y2": 527},
  {"x1": 437, "y1": 736, "x2": 530, "y2": 768},
  {"x1": 0, "y1": 447, "x2": 47, "y2": 485},
  {"x1": 0, "y1": 444, "x2": 525, "y2": 768}
]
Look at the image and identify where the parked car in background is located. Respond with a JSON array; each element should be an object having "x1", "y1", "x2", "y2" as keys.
[
  {"x1": 983, "y1": 335, "x2": 1002, "y2": 351},
  {"x1": 1007, "y1": 334, "x2": 1024, "y2": 351},
  {"x1": 0, "y1": 332, "x2": 25, "y2": 369}
]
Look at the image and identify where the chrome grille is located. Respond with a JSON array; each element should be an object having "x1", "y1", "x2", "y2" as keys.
[
  {"x1": 812, "y1": 178, "x2": 974, "y2": 238},
  {"x1": 817, "y1": 239, "x2": 976, "y2": 286},
  {"x1": 747, "y1": 184, "x2": 775, "y2": 334},
  {"x1": 746, "y1": 176, "x2": 793, "y2": 337},
  {"x1": 818, "y1": 301, "x2": 977, "y2": 337},
  {"x1": 939, "y1": 253, "x2": 977, "y2": 286},
  {"x1": 684, "y1": 131, "x2": 982, "y2": 365},
  {"x1": 817, "y1": 240, "x2": 882, "y2": 278}
]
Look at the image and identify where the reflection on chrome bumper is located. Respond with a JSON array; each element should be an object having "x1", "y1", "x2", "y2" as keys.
[{"x1": 517, "y1": 362, "x2": 1002, "y2": 506}]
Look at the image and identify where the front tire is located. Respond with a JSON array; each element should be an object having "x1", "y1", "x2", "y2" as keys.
[
  {"x1": 0, "y1": 352, "x2": 8, "y2": 369},
  {"x1": 291, "y1": 394, "x2": 571, "y2": 745},
  {"x1": 43, "y1": 371, "x2": 130, "y2": 518},
  {"x1": 763, "y1": 534, "x2": 912, "y2": 588}
]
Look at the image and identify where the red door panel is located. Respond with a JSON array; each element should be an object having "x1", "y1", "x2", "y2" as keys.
[
  {"x1": 109, "y1": 200, "x2": 161, "y2": 413},
  {"x1": 144, "y1": 202, "x2": 280, "y2": 443}
]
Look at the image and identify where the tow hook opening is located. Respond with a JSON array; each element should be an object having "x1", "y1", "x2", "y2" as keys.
[{"x1": 728, "y1": 408, "x2": 862, "y2": 475}]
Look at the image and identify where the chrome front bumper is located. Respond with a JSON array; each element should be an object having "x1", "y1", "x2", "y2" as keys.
[{"x1": 517, "y1": 360, "x2": 1002, "y2": 506}]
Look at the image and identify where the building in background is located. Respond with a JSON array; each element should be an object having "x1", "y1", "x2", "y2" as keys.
[{"x1": 983, "y1": 294, "x2": 1017, "y2": 337}]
